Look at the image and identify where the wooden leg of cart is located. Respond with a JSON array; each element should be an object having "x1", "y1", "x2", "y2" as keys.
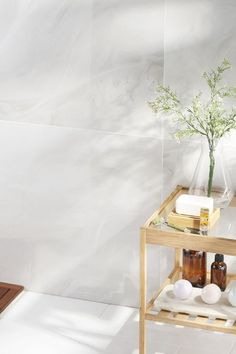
[
  {"x1": 140, "y1": 228, "x2": 147, "y2": 354},
  {"x1": 175, "y1": 248, "x2": 181, "y2": 268}
]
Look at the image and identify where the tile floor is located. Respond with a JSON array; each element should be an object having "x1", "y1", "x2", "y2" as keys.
[{"x1": 1, "y1": 291, "x2": 236, "y2": 354}]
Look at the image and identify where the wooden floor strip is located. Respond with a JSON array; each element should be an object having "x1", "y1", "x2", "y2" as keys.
[{"x1": 0, "y1": 282, "x2": 24, "y2": 313}]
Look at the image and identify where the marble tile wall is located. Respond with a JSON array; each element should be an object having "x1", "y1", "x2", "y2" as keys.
[
  {"x1": 163, "y1": 0, "x2": 236, "y2": 194},
  {"x1": 163, "y1": 0, "x2": 236, "y2": 270},
  {"x1": 0, "y1": 0, "x2": 163, "y2": 137},
  {"x1": 0, "y1": 1, "x2": 165, "y2": 306},
  {"x1": 3, "y1": 0, "x2": 236, "y2": 307}
]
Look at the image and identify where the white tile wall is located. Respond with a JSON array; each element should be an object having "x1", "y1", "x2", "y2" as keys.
[
  {"x1": 0, "y1": 1, "x2": 164, "y2": 138},
  {"x1": 163, "y1": 0, "x2": 236, "y2": 278},
  {"x1": 0, "y1": 0, "x2": 236, "y2": 309},
  {"x1": 0, "y1": 121, "x2": 163, "y2": 306},
  {"x1": 0, "y1": 0, "x2": 165, "y2": 306}
]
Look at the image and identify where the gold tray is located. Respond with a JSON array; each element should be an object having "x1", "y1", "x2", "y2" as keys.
[{"x1": 167, "y1": 208, "x2": 220, "y2": 230}]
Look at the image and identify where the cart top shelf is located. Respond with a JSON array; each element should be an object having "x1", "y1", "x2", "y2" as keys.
[{"x1": 142, "y1": 186, "x2": 236, "y2": 255}]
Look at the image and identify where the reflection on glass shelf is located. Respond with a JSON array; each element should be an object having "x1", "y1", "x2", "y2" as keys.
[
  {"x1": 152, "y1": 217, "x2": 200, "y2": 234},
  {"x1": 152, "y1": 205, "x2": 236, "y2": 240},
  {"x1": 209, "y1": 207, "x2": 236, "y2": 239}
]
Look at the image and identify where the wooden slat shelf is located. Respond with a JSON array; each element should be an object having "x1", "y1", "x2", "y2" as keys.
[
  {"x1": 139, "y1": 185, "x2": 236, "y2": 354},
  {"x1": 146, "y1": 268, "x2": 236, "y2": 333},
  {"x1": 146, "y1": 310, "x2": 236, "y2": 335}
]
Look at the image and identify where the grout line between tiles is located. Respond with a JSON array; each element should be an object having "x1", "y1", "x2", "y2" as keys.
[
  {"x1": 0, "y1": 118, "x2": 163, "y2": 141},
  {"x1": 229, "y1": 339, "x2": 236, "y2": 354},
  {"x1": 98, "y1": 304, "x2": 110, "y2": 318}
]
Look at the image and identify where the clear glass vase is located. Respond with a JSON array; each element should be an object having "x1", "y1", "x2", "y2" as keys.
[{"x1": 189, "y1": 138, "x2": 234, "y2": 208}]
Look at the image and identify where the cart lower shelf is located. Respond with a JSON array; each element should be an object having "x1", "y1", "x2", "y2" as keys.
[
  {"x1": 145, "y1": 281, "x2": 236, "y2": 334},
  {"x1": 145, "y1": 309, "x2": 236, "y2": 334},
  {"x1": 154, "y1": 283, "x2": 236, "y2": 320},
  {"x1": 145, "y1": 268, "x2": 236, "y2": 335}
]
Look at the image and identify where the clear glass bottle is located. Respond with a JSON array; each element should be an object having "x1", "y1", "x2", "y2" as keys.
[{"x1": 189, "y1": 138, "x2": 233, "y2": 208}]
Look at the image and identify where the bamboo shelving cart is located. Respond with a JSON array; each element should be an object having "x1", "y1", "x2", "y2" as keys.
[{"x1": 140, "y1": 185, "x2": 236, "y2": 354}]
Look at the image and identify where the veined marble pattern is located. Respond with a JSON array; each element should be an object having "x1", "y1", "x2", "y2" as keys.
[
  {"x1": 0, "y1": 121, "x2": 163, "y2": 306},
  {"x1": 88, "y1": 0, "x2": 164, "y2": 137},
  {"x1": 0, "y1": 0, "x2": 165, "y2": 306},
  {"x1": 164, "y1": 0, "x2": 236, "y2": 106},
  {"x1": 163, "y1": 0, "x2": 236, "y2": 190},
  {"x1": 163, "y1": 0, "x2": 236, "y2": 144},
  {"x1": 0, "y1": 0, "x2": 164, "y2": 138},
  {"x1": 0, "y1": 1, "x2": 93, "y2": 123},
  {"x1": 163, "y1": 0, "x2": 236, "y2": 276},
  {"x1": 0, "y1": 0, "x2": 236, "y2": 308}
]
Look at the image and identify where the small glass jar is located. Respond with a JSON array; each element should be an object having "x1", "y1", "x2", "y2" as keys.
[{"x1": 182, "y1": 249, "x2": 207, "y2": 288}]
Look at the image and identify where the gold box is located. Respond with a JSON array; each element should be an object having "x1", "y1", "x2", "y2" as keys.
[{"x1": 167, "y1": 208, "x2": 220, "y2": 230}]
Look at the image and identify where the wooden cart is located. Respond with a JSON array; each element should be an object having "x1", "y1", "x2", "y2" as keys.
[{"x1": 139, "y1": 185, "x2": 236, "y2": 354}]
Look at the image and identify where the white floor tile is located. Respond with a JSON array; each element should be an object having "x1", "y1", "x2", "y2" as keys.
[
  {"x1": 1, "y1": 291, "x2": 236, "y2": 354},
  {"x1": 0, "y1": 322, "x2": 100, "y2": 354},
  {"x1": 3, "y1": 291, "x2": 107, "y2": 322},
  {"x1": 99, "y1": 304, "x2": 137, "y2": 336},
  {"x1": 178, "y1": 343, "x2": 235, "y2": 354},
  {"x1": 230, "y1": 343, "x2": 236, "y2": 354},
  {"x1": 146, "y1": 322, "x2": 236, "y2": 351}
]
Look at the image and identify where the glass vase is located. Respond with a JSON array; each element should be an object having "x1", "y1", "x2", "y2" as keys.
[{"x1": 189, "y1": 138, "x2": 234, "y2": 208}]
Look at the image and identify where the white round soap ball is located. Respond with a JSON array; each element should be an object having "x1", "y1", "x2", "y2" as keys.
[
  {"x1": 228, "y1": 286, "x2": 236, "y2": 306},
  {"x1": 173, "y1": 279, "x2": 192, "y2": 300},
  {"x1": 201, "y1": 284, "x2": 221, "y2": 304}
]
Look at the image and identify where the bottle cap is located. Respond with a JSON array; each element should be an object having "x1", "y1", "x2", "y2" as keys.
[{"x1": 215, "y1": 254, "x2": 224, "y2": 262}]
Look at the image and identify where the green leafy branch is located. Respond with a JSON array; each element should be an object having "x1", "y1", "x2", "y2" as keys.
[{"x1": 148, "y1": 59, "x2": 236, "y2": 196}]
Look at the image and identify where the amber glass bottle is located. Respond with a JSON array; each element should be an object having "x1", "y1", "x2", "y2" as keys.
[
  {"x1": 182, "y1": 249, "x2": 207, "y2": 288},
  {"x1": 182, "y1": 207, "x2": 208, "y2": 288},
  {"x1": 211, "y1": 254, "x2": 227, "y2": 291}
]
